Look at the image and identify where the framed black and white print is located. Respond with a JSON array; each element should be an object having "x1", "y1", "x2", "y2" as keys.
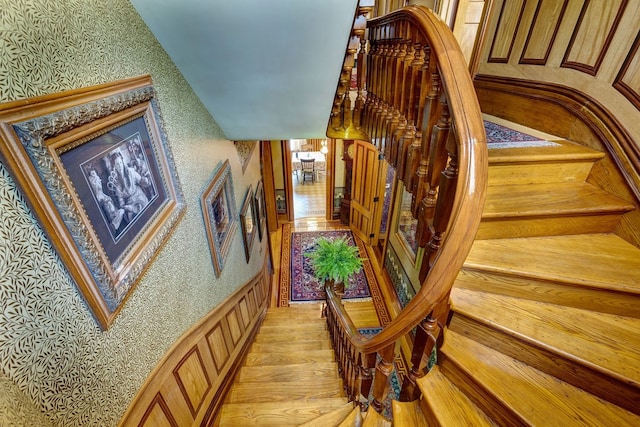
[
  {"x1": 0, "y1": 75, "x2": 185, "y2": 330},
  {"x1": 201, "y1": 160, "x2": 238, "y2": 278}
]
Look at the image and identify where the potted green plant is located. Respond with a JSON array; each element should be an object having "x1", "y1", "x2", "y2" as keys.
[{"x1": 305, "y1": 236, "x2": 364, "y2": 298}]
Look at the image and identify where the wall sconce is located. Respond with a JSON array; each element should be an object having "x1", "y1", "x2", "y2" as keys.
[{"x1": 320, "y1": 139, "x2": 328, "y2": 154}]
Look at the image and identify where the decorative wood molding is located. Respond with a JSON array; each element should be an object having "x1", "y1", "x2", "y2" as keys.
[
  {"x1": 560, "y1": 0, "x2": 629, "y2": 76},
  {"x1": 487, "y1": 0, "x2": 526, "y2": 63},
  {"x1": 614, "y1": 30, "x2": 640, "y2": 110},
  {"x1": 118, "y1": 260, "x2": 271, "y2": 426},
  {"x1": 519, "y1": 0, "x2": 568, "y2": 65},
  {"x1": 474, "y1": 74, "x2": 640, "y2": 203}
]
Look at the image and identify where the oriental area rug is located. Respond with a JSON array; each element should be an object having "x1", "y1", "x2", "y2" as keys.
[
  {"x1": 484, "y1": 120, "x2": 561, "y2": 149},
  {"x1": 285, "y1": 228, "x2": 372, "y2": 302}
]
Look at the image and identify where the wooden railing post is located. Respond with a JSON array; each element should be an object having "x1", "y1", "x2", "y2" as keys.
[
  {"x1": 399, "y1": 313, "x2": 440, "y2": 401},
  {"x1": 370, "y1": 343, "x2": 395, "y2": 414}
]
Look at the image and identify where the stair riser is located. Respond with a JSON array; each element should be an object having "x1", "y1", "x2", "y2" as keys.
[
  {"x1": 218, "y1": 399, "x2": 348, "y2": 426},
  {"x1": 259, "y1": 323, "x2": 327, "y2": 333},
  {"x1": 227, "y1": 381, "x2": 344, "y2": 403},
  {"x1": 254, "y1": 331, "x2": 330, "y2": 343},
  {"x1": 244, "y1": 350, "x2": 335, "y2": 367},
  {"x1": 447, "y1": 313, "x2": 640, "y2": 416},
  {"x1": 456, "y1": 269, "x2": 640, "y2": 318},
  {"x1": 476, "y1": 213, "x2": 624, "y2": 239},
  {"x1": 237, "y1": 364, "x2": 339, "y2": 383},
  {"x1": 250, "y1": 341, "x2": 333, "y2": 353},
  {"x1": 488, "y1": 161, "x2": 595, "y2": 186}
]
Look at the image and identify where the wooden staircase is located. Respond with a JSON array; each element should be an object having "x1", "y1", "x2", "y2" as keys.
[
  {"x1": 220, "y1": 120, "x2": 640, "y2": 425},
  {"x1": 218, "y1": 304, "x2": 350, "y2": 426},
  {"x1": 417, "y1": 120, "x2": 640, "y2": 425},
  {"x1": 218, "y1": 303, "x2": 428, "y2": 426}
]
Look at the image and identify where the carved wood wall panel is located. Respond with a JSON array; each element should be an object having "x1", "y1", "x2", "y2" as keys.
[
  {"x1": 614, "y1": 31, "x2": 640, "y2": 109},
  {"x1": 561, "y1": 0, "x2": 628, "y2": 75},
  {"x1": 173, "y1": 347, "x2": 211, "y2": 417},
  {"x1": 207, "y1": 324, "x2": 230, "y2": 374},
  {"x1": 140, "y1": 394, "x2": 177, "y2": 427},
  {"x1": 520, "y1": 0, "x2": 568, "y2": 65},
  {"x1": 488, "y1": 0, "x2": 527, "y2": 63},
  {"x1": 119, "y1": 261, "x2": 271, "y2": 426}
]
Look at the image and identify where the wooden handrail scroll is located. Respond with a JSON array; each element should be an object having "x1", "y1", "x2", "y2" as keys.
[{"x1": 324, "y1": 5, "x2": 488, "y2": 412}]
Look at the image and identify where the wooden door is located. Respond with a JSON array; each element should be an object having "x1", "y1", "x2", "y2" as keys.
[{"x1": 350, "y1": 140, "x2": 386, "y2": 245}]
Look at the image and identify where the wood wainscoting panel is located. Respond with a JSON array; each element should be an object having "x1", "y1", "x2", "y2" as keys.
[
  {"x1": 207, "y1": 323, "x2": 231, "y2": 374},
  {"x1": 561, "y1": 0, "x2": 628, "y2": 75},
  {"x1": 139, "y1": 394, "x2": 178, "y2": 427},
  {"x1": 520, "y1": 0, "x2": 568, "y2": 65},
  {"x1": 614, "y1": 31, "x2": 640, "y2": 110},
  {"x1": 118, "y1": 260, "x2": 271, "y2": 426},
  {"x1": 225, "y1": 309, "x2": 243, "y2": 345},
  {"x1": 487, "y1": 0, "x2": 526, "y2": 63},
  {"x1": 173, "y1": 347, "x2": 211, "y2": 417},
  {"x1": 238, "y1": 296, "x2": 251, "y2": 329}
]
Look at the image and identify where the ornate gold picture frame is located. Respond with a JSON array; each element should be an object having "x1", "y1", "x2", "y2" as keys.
[
  {"x1": 0, "y1": 75, "x2": 185, "y2": 330},
  {"x1": 201, "y1": 160, "x2": 237, "y2": 277}
]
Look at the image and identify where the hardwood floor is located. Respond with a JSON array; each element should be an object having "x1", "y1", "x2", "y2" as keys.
[{"x1": 293, "y1": 169, "x2": 327, "y2": 219}]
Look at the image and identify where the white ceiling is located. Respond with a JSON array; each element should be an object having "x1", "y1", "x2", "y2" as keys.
[{"x1": 131, "y1": 0, "x2": 359, "y2": 141}]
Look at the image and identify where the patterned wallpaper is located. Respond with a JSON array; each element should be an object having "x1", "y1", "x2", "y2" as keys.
[{"x1": 0, "y1": 1, "x2": 265, "y2": 426}]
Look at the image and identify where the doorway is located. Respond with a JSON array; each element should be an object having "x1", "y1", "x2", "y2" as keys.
[{"x1": 288, "y1": 139, "x2": 330, "y2": 220}]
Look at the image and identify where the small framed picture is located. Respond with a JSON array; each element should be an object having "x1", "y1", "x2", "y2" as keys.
[
  {"x1": 253, "y1": 180, "x2": 266, "y2": 241},
  {"x1": 239, "y1": 186, "x2": 256, "y2": 262},
  {"x1": 201, "y1": 160, "x2": 238, "y2": 277}
]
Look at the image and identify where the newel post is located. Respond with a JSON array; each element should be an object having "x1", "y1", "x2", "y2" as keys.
[{"x1": 370, "y1": 343, "x2": 395, "y2": 413}]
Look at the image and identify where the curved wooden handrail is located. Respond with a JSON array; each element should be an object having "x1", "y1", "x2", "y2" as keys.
[{"x1": 325, "y1": 4, "x2": 487, "y2": 393}]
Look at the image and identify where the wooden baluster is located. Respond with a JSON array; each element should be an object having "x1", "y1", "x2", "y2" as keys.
[
  {"x1": 348, "y1": 346, "x2": 359, "y2": 402},
  {"x1": 370, "y1": 38, "x2": 385, "y2": 149},
  {"x1": 419, "y1": 137, "x2": 458, "y2": 281},
  {"x1": 387, "y1": 38, "x2": 406, "y2": 167},
  {"x1": 341, "y1": 66, "x2": 353, "y2": 130},
  {"x1": 380, "y1": 36, "x2": 395, "y2": 151},
  {"x1": 353, "y1": 37, "x2": 367, "y2": 130},
  {"x1": 399, "y1": 314, "x2": 440, "y2": 401},
  {"x1": 363, "y1": 37, "x2": 378, "y2": 141},
  {"x1": 392, "y1": 118, "x2": 409, "y2": 171},
  {"x1": 411, "y1": 51, "x2": 441, "y2": 213},
  {"x1": 413, "y1": 92, "x2": 448, "y2": 227},
  {"x1": 370, "y1": 343, "x2": 395, "y2": 414},
  {"x1": 359, "y1": 352, "x2": 376, "y2": 410},
  {"x1": 396, "y1": 38, "x2": 417, "y2": 181},
  {"x1": 403, "y1": 43, "x2": 426, "y2": 189}
]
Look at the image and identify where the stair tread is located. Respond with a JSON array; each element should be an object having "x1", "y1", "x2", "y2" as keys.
[
  {"x1": 454, "y1": 268, "x2": 640, "y2": 318},
  {"x1": 362, "y1": 405, "x2": 391, "y2": 427},
  {"x1": 391, "y1": 400, "x2": 429, "y2": 427},
  {"x1": 218, "y1": 398, "x2": 348, "y2": 426},
  {"x1": 244, "y1": 349, "x2": 335, "y2": 366},
  {"x1": 465, "y1": 234, "x2": 640, "y2": 294},
  {"x1": 298, "y1": 403, "x2": 358, "y2": 427},
  {"x1": 450, "y1": 287, "x2": 640, "y2": 386},
  {"x1": 226, "y1": 378, "x2": 344, "y2": 403},
  {"x1": 417, "y1": 365, "x2": 495, "y2": 427},
  {"x1": 483, "y1": 182, "x2": 634, "y2": 218},
  {"x1": 442, "y1": 329, "x2": 640, "y2": 425},
  {"x1": 249, "y1": 340, "x2": 333, "y2": 353},
  {"x1": 237, "y1": 362, "x2": 339, "y2": 383},
  {"x1": 487, "y1": 138, "x2": 604, "y2": 163}
]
